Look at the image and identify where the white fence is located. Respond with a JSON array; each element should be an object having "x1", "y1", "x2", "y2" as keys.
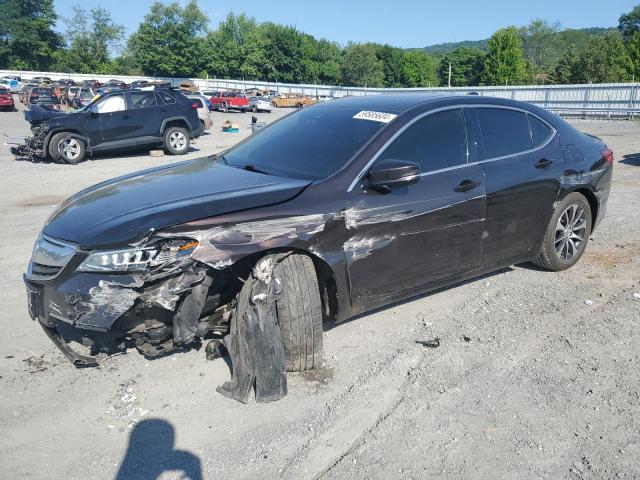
[{"x1": 3, "y1": 69, "x2": 640, "y2": 118}]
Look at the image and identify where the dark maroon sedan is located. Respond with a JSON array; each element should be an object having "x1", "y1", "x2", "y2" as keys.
[{"x1": 24, "y1": 94, "x2": 612, "y2": 371}]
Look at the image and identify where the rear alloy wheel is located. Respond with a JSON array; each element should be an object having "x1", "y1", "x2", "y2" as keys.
[
  {"x1": 49, "y1": 132, "x2": 86, "y2": 164},
  {"x1": 163, "y1": 127, "x2": 190, "y2": 155},
  {"x1": 532, "y1": 192, "x2": 592, "y2": 271}
]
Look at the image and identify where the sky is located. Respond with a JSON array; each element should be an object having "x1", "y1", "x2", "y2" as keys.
[{"x1": 53, "y1": 0, "x2": 637, "y2": 48}]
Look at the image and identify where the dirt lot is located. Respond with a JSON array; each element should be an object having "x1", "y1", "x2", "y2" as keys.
[{"x1": 1, "y1": 98, "x2": 639, "y2": 480}]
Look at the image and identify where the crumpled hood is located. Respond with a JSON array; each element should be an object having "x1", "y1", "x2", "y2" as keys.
[
  {"x1": 24, "y1": 104, "x2": 70, "y2": 124},
  {"x1": 44, "y1": 157, "x2": 311, "y2": 248}
]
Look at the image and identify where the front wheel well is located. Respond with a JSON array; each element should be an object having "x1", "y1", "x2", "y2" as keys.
[
  {"x1": 211, "y1": 248, "x2": 339, "y2": 325},
  {"x1": 44, "y1": 129, "x2": 89, "y2": 154}
]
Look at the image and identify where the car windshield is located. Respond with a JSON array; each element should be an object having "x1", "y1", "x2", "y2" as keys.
[
  {"x1": 221, "y1": 103, "x2": 388, "y2": 180},
  {"x1": 33, "y1": 88, "x2": 52, "y2": 96},
  {"x1": 0, "y1": 88, "x2": 8, "y2": 94}
]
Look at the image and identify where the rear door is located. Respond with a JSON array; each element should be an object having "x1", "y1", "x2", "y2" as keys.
[
  {"x1": 475, "y1": 107, "x2": 562, "y2": 266},
  {"x1": 345, "y1": 107, "x2": 485, "y2": 302}
]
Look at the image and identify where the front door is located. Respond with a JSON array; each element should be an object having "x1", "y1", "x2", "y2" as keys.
[
  {"x1": 94, "y1": 94, "x2": 133, "y2": 148},
  {"x1": 345, "y1": 108, "x2": 485, "y2": 304}
]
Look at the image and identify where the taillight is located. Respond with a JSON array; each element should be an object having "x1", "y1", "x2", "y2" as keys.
[
  {"x1": 603, "y1": 148, "x2": 614, "y2": 164},
  {"x1": 192, "y1": 102, "x2": 199, "y2": 110}
]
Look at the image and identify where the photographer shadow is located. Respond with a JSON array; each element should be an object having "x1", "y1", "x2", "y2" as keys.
[{"x1": 115, "y1": 419, "x2": 202, "y2": 480}]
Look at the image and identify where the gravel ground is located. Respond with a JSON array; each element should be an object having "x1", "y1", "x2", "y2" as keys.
[{"x1": 1, "y1": 98, "x2": 639, "y2": 480}]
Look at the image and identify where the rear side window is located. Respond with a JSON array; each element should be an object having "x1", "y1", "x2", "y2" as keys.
[
  {"x1": 380, "y1": 108, "x2": 468, "y2": 173},
  {"x1": 528, "y1": 115, "x2": 553, "y2": 148},
  {"x1": 477, "y1": 108, "x2": 531, "y2": 159},
  {"x1": 129, "y1": 91, "x2": 158, "y2": 109},
  {"x1": 157, "y1": 91, "x2": 176, "y2": 104}
]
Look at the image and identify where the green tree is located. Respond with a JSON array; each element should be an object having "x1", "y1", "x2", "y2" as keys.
[
  {"x1": 402, "y1": 50, "x2": 438, "y2": 87},
  {"x1": 437, "y1": 47, "x2": 485, "y2": 86},
  {"x1": 375, "y1": 44, "x2": 406, "y2": 87},
  {"x1": 53, "y1": 6, "x2": 124, "y2": 74},
  {"x1": 626, "y1": 32, "x2": 640, "y2": 79},
  {"x1": 519, "y1": 19, "x2": 561, "y2": 80},
  {"x1": 205, "y1": 13, "x2": 260, "y2": 79},
  {"x1": 575, "y1": 30, "x2": 633, "y2": 83},
  {"x1": 481, "y1": 27, "x2": 528, "y2": 85},
  {"x1": 552, "y1": 44, "x2": 580, "y2": 84},
  {"x1": 619, "y1": 5, "x2": 640, "y2": 41},
  {"x1": 340, "y1": 43, "x2": 385, "y2": 87},
  {"x1": 0, "y1": 0, "x2": 61, "y2": 70},
  {"x1": 128, "y1": 1, "x2": 208, "y2": 77},
  {"x1": 315, "y1": 39, "x2": 342, "y2": 85}
]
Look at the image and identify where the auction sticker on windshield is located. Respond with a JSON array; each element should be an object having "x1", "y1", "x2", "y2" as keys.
[{"x1": 353, "y1": 111, "x2": 397, "y2": 123}]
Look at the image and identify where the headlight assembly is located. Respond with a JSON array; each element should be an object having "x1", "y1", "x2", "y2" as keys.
[{"x1": 76, "y1": 239, "x2": 199, "y2": 273}]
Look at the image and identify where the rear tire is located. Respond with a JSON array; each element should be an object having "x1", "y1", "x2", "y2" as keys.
[
  {"x1": 532, "y1": 192, "x2": 592, "y2": 271},
  {"x1": 163, "y1": 126, "x2": 190, "y2": 155}
]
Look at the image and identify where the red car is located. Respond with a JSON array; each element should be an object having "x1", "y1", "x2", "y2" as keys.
[
  {"x1": 0, "y1": 87, "x2": 15, "y2": 111},
  {"x1": 209, "y1": 90, "x2": 249, "y2": 112}
]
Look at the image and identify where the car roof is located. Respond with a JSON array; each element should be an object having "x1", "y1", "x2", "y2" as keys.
[{"x1": 324, "y1": 93, "x2": 540, "y2": 115}]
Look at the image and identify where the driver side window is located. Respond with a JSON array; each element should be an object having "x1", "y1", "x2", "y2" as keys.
[
  {"x1": 96, "y1": 95, "x2": 126, "y2": 114},
  {"x1": 381, "y1": 108, "x2": 468, "y2": 173}
]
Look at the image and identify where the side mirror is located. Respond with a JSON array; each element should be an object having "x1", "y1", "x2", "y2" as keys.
[
  {"x1": 89, "y1": 105, "x2": 99, "y2": 116},
  {"x1": 367, "y1": 159, "x2": 420, "y2": 193}
]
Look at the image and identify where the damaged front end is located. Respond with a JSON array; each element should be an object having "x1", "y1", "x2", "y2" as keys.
[
  {"x1": 10, "y1": 128, "x2": 48, "y2": 161},
  {"x1": 24, "y1": 234, "x2": 235, "y2": 366},
  {"x1": 10, "y1": 123, "x2": 50, "y2": 162}
]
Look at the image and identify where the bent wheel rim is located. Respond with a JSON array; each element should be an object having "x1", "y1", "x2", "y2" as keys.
[
  {"x1": 60, "y1": 138, "x2": 81, "y2": 160},
  {"x1": 169, "y1": 131, "x2": 187, "y2": 150},
  {"x1": 554, "y1": 204, "x2": 587, "y2": 262}
]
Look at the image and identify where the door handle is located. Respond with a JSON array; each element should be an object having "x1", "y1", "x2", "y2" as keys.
[
  {"x1": 454, "y1": 180, "x2": 481, "y2": 193},
  {"x1": 535, "y1": 159, "x2": 553, "y2": 169}
]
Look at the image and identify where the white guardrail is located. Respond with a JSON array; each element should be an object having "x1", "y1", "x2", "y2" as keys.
[{"x1": 2, "y1": 69, "x2": 640, "y2": 118}]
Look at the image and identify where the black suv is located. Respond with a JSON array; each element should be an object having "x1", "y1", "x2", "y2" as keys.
[{"x1": 14, "y1": 88, "x2": 203, "y2": 164}]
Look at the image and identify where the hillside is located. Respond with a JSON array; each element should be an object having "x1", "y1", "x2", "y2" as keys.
[{"x1": 419, "y1": 26, "x2": 615, "y2": 55}]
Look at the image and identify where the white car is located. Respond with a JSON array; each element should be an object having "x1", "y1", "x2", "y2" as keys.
[{"x1": 248, "y1": 96, "x2": 272, "y2": 113}]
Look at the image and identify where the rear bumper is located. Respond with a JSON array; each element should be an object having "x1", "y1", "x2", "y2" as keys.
[{"x1": 192, "y1": 121, "x2": 204, "y2": 138}]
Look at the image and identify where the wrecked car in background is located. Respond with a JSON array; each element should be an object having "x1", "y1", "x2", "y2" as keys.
[
  {"x1": 24, "y1": 95, "x2": 612, "y2": 389},
  {"x1": 271, "y1": 93, "x2": 317, "y2": 108},
  {"x1": 12, "y1": 88, "x2": 203, "y2": 164},
  {"x1": 0, "y1": 87, "x2": 16, "y2": 111}
]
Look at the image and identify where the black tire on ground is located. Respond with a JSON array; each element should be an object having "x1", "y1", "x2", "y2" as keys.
[
  {"x1": 272, "y1": 254, "x2": 323, "y2": 371},
  {"x1": 252, "y1": 106, "x2": 258, "y2": 113},
  {"x1": 222, "y1": 102, "x2": 229, "y2": 113},
  {"x1": 231, "y1": 253, "x2": 323, "y2": 372},
  {"x1": 163, "y1": 126, "x2": 190, "y2": 155},
  {"x1": 49, "y1": 132, "x2": 86, "y2": 164},
  {"x1": 532, "y1": 192, "x2": 592, "y2": 271}
]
